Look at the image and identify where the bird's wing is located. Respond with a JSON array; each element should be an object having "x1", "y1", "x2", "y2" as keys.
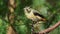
[
  {"x1": 33, "y1": 11, "x2": 47, "y2": 21},
  {"x1": 33, "y1": 10, "x2": 45, "y2": 18}
]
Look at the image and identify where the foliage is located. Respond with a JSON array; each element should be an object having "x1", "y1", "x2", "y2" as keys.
[{"x1": 0, "y1": 0, "x2": 60, "y2": 34}]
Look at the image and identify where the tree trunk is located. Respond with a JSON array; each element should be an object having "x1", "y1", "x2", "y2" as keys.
[{"x1": 7, "y1": 0, "x2": 17, "y2": 34}]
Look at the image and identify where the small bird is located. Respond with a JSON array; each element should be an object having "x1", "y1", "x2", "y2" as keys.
[
  {"x1": 24, "y1": 6, "x2": 47, "y2": 34},
  {"x1": 24, "y1": 7, "x2": 46, "y2": 23}
]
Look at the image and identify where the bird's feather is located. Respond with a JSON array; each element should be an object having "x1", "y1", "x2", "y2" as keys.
[{"x1": 33, "y1": 11, "x2": 45, "y2": 18}]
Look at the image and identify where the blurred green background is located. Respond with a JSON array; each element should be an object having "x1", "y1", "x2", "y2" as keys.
[{"x1": 0, "y1": 0, "x2": 60, "y2": 34}]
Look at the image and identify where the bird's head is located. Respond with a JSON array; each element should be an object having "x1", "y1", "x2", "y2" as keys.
[{"x1": 24, "y1": 7, "x2": 32, "y2": 13}]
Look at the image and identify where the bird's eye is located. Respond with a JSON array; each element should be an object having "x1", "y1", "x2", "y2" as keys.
[
  {"x1": 26, "y1": 9, "x2": 31, "y2": 13},
  {"x1": 26, "y1": 9, "x2": 29, "y2": 11}
]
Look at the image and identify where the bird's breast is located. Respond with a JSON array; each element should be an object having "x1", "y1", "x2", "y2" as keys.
[{"x1": 25, "y1": 12, "x2": 36, "y2": 20}]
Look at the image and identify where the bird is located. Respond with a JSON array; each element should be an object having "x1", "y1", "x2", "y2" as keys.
[
  {"x1": 24, "y1": 7, "x2": 46, "y2": 23},
  {"x1": 24, "y1": 6, "x2": 47, "y2": 34}
]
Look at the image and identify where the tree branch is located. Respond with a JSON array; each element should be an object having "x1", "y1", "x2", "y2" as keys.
[{"x1": 38, "y1": 21, "x2": 60, "y2": 34}]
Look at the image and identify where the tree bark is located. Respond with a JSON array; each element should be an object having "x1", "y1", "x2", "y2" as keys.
[{"x1": 7, "y1": 0, "x2": 17, "y2": 34}]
